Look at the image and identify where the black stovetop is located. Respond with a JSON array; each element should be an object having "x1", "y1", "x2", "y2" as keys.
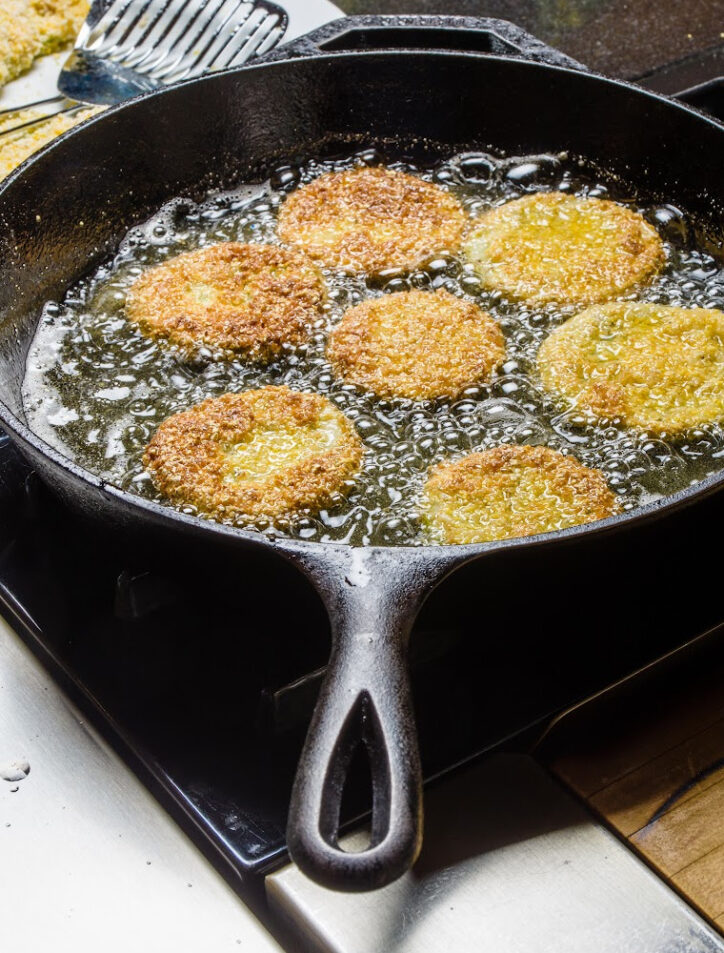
[
  {"x1": 1, "y1": 15, "x2": 724, "y2": 886},
  {"x1": 336, "y1": 0, "x2": 724, "y2": 91}
]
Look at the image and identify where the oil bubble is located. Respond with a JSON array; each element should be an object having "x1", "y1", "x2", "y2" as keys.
[
  {"x1": 269, "y1": 165, "x2": 300, "y2": 190},
  {"x1": 458, "y1": 153, "x2": 495, "y2": 183}
]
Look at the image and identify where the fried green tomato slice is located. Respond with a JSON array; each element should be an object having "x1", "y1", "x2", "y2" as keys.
[
  {"x1": 276, "y1": 166, "x2": 468, "y2": 273},
  {"x1": 125, "y1": 242, "x2": 326, "y2": 360},
  {"x1": 537, "y1": 302, "x2": 724, "y2": 434},
  {"x1": 463, "y1": 192, "x2": 665, "y2": 307},
  {"x1": 421, "y1": 444, "x2": 620, "y2": 544},
  {"x1": 0, "y1": 0, "x2": 89, "y2": 87},
  {"x1": 143, "y1": 386, "x2": 363, "y2": 521},
  {"x1": 327, "y1": 288, "x2": 506, "y2": 400}
]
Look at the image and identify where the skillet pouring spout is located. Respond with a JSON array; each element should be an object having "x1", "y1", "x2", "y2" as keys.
[{"x1": 280, "y1": 543, "x2": 464, "y2": 891}]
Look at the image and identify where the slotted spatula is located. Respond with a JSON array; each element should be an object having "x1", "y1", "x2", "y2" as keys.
[{"x1": 0, "y1": 0, "x2": 288, "y2": 136}]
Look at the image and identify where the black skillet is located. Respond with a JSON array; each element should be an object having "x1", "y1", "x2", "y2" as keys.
[{"x1": 0, "y1": 15, "x2": 723, "y2": 891}]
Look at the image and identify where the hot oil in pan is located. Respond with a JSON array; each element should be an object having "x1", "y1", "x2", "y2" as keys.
[{"x1": 21, "y1": 150, "x2": 724, "y2": 546}]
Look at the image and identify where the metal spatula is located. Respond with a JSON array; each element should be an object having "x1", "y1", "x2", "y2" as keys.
[{"x1": 0, "y1": 0, "x2": 288, "y2": 137}]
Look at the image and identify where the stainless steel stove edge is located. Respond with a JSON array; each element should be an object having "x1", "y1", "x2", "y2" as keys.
[{"x1": 267, "y1": 754, "x2": 724, "y2": 953}]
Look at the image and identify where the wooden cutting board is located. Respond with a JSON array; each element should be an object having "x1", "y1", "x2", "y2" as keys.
[{"x1": 540, "y1": 624, "x2": 724, "y2": 931}]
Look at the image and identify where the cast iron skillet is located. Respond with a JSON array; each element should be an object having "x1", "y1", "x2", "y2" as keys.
[{"x1": 0, "y1": 15, "x2": 723, "y2": 891}]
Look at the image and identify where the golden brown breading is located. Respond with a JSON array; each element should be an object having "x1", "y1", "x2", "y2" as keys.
[
  {"x1": 126, "y1": 242, "x2": 326, "y2": 360},
  {"x1": 463, "y1": 192, "x2": 665, "y2": 307},
  {"x1": 0, "y1": 0, "x2": 89, "y2": 87},
  {"x1": 277, "y1": 166, "x2": 468, "y2": 273},
  {"x1": 537, "y1": 301, "x2": 724, "y2": 434},
  {"x1": 421, "y1": 444, "x2": 620, "y2": 544},
  {"x1": 0, "y1": 105, "x2": 101, "y2": 180},
  {"x1": 327, "y1": 288, "x2": 505, "y2": 400},
  {"x1": 144, "y1": 386, "x2": 363, "y2": 522}
]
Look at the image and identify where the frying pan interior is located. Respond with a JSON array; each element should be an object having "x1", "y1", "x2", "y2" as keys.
[{"x1": 1, "y1": 35, "x2": 724, "y2": 890}]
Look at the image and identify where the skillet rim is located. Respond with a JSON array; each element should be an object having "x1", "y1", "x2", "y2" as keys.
[{"x1": 1, "y1": 48, "x2": 723, "y2": 561}]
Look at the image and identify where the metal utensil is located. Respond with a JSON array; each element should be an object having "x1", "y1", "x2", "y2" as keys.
[{"x1": 0, "y1": 0, "x2": 288, "y2": 136}]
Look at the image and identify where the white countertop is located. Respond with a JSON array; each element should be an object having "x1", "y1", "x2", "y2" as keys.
[{"x1": 0, "y1": 615, "x2": 284, "y2": 953}]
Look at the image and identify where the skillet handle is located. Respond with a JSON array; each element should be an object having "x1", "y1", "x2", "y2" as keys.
[
  {"x1": 284, "y1": 546, "x2": 457, "y2": 891},
  {"x1": 264, "y1": 15, "x2": 583, "y2": 71},
  {"x1": 288, "y1": 610, "x2": 419, "y2": 890},
  {"x1": 673, "y1": 77, "x2": 724, "y2": 122}
]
